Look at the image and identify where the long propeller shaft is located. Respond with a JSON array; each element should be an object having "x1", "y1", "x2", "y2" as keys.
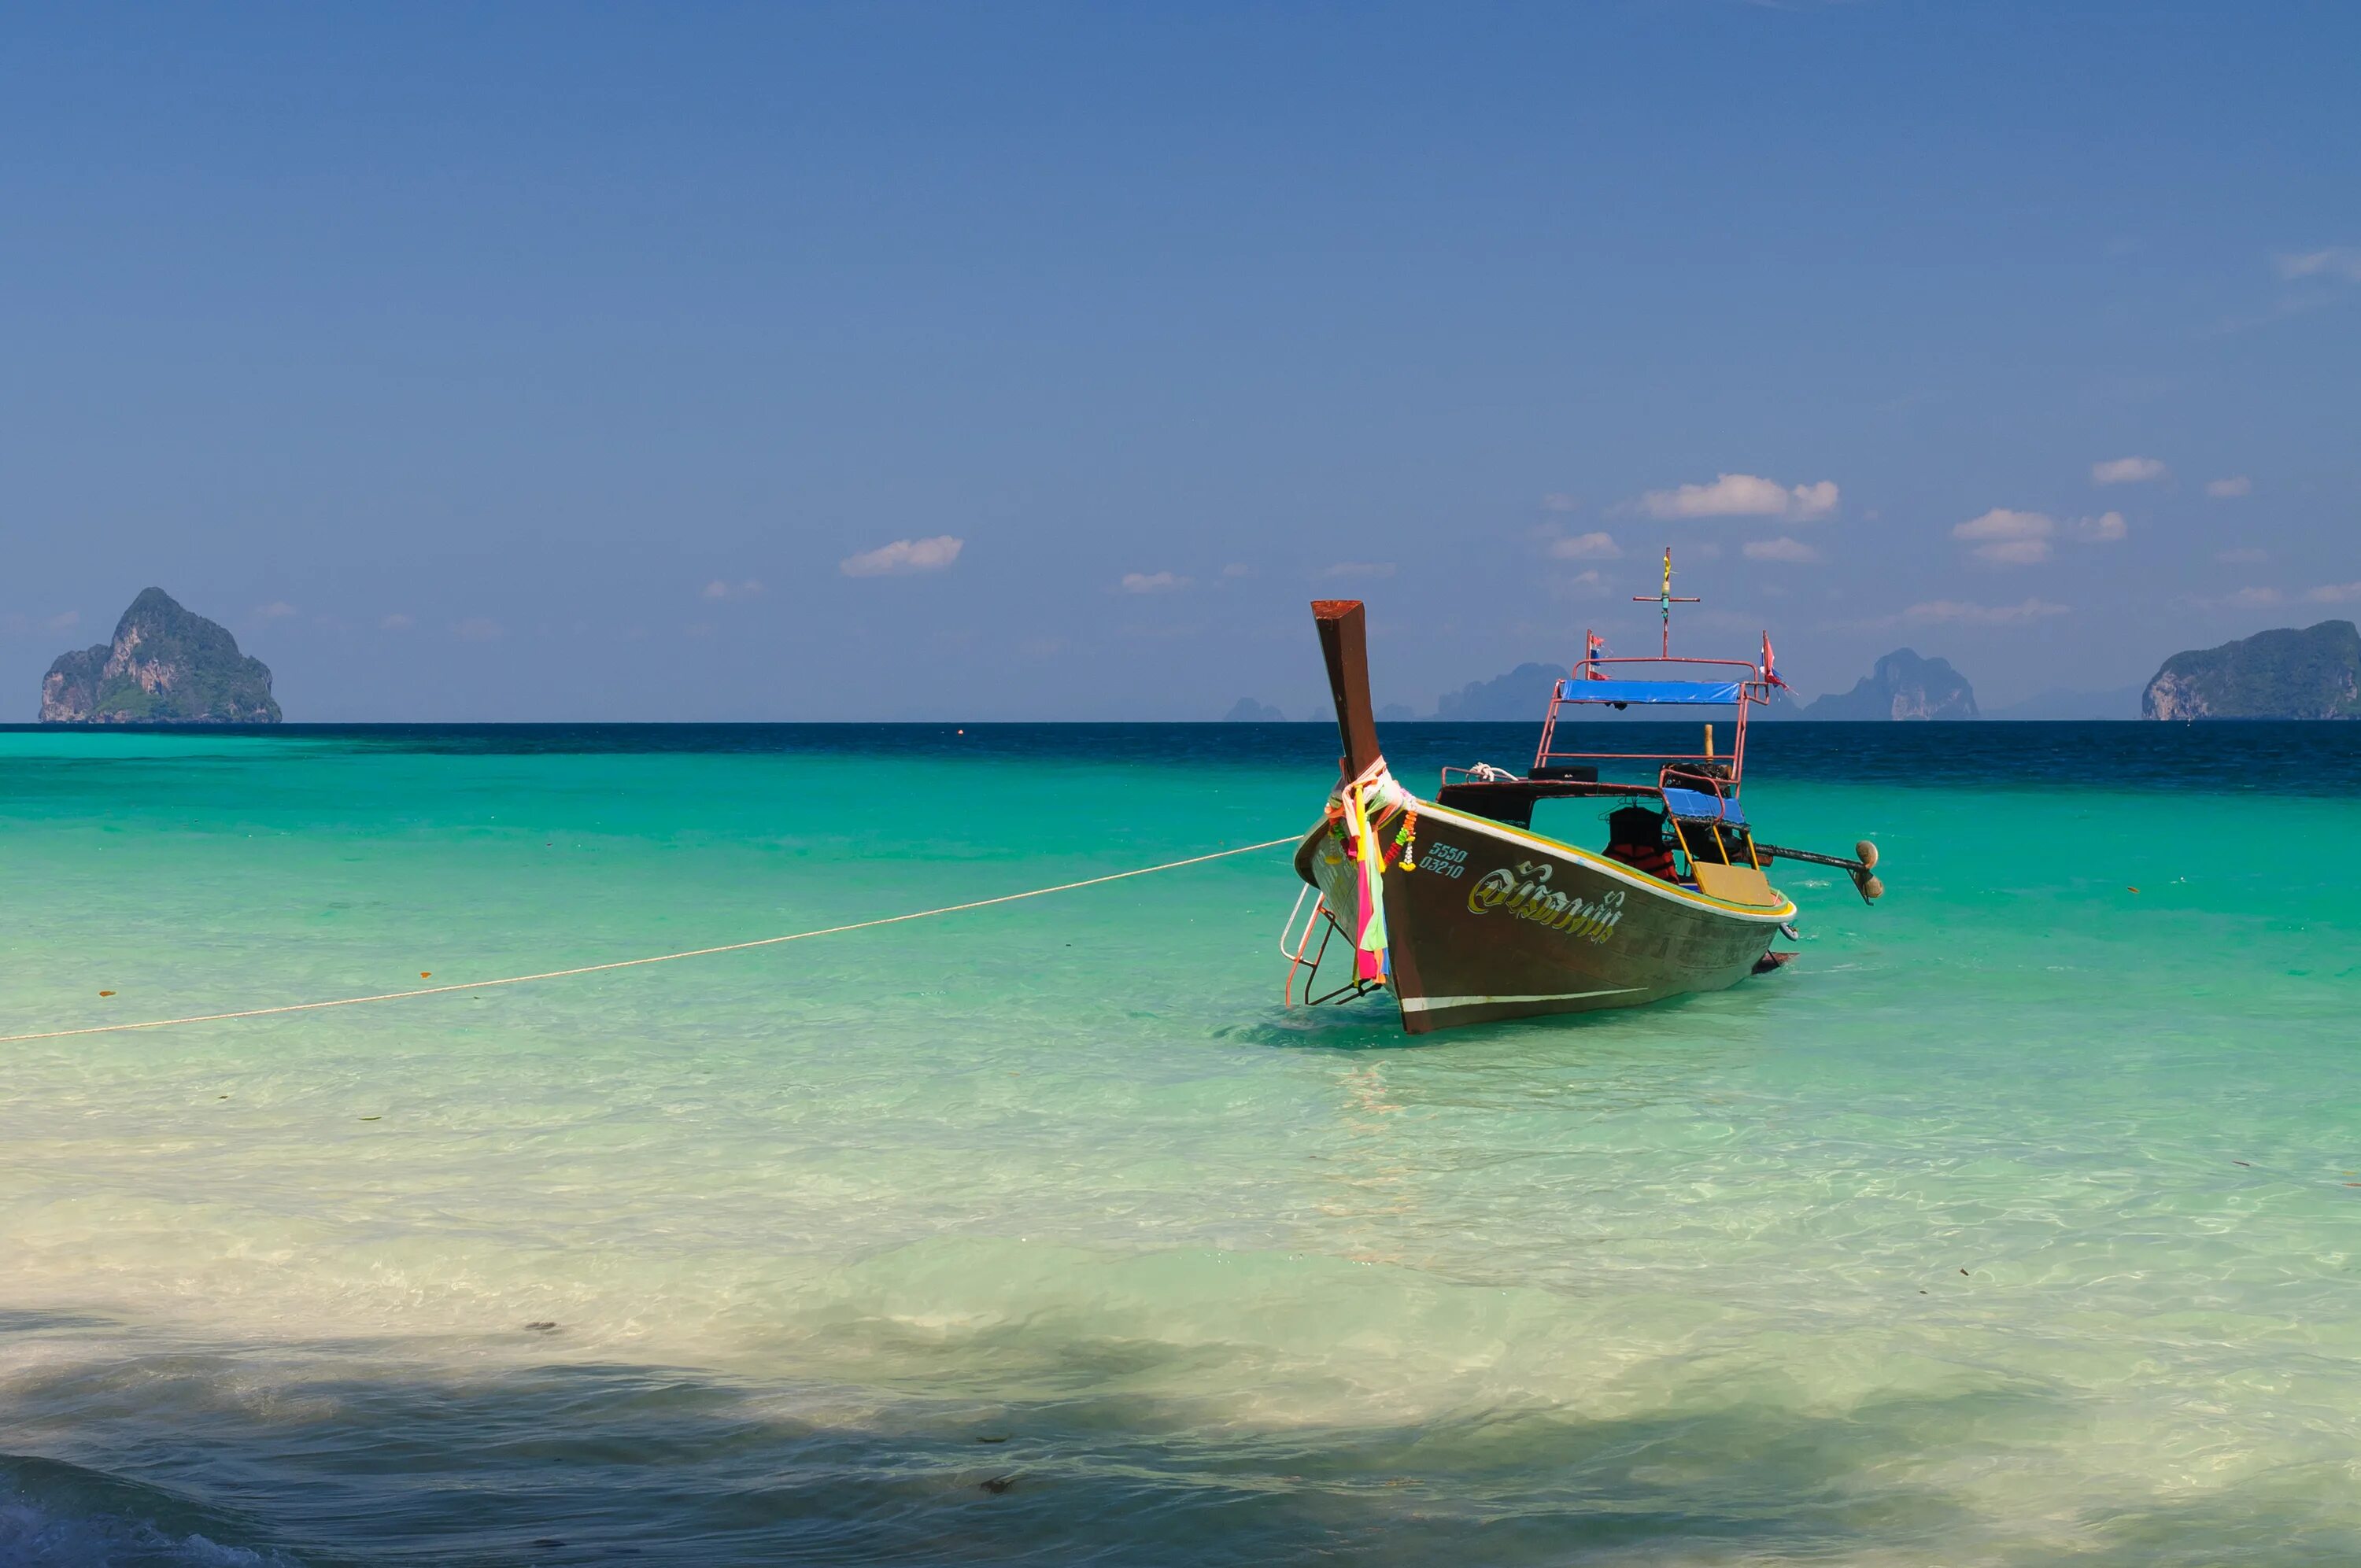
[{"x1": 1753, "y1": 839, "x2": 1885, "y2": 902}]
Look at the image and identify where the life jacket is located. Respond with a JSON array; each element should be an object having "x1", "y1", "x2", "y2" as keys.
[
  {"x1": 1608, "y1": 839, "x2": 1676, "y2": 879},
  {"x1": 1605, "y1": 805, "x2": 1676, "y2": 880}
]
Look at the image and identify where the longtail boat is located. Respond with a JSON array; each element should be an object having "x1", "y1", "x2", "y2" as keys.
[{"x1": 1283, "y1": 553, "x2": 1883, "y2": 1035}]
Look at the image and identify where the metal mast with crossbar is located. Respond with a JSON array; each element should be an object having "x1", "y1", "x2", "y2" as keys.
[{"x1": 1635, "y1": 547, "x2": 1701, "y2": 657}]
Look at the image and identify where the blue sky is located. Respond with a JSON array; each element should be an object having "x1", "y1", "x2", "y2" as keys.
[{"x1": 3, "y1": 2, "x2": 2355, "y2": 719}]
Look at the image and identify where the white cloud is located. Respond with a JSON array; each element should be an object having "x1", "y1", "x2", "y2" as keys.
[
  {"x1": 840, "y1": 535, "x2": 964, "y2": 577},
  {"x1": 2228, "y1": 587, "x2": 2282, "y2": 608},
  {"x1": 1221, "y1": 563, "x2": 1253, "y2": 578},
  {"x1": 1952, "y1": 507, "x2": 2055, "y2": 564},
  {"x1": 2091, "y1": 456, "x2": 2167, "y2": 485},
  {"x1": 380, "y1": 613, "x2": 415, "y2": 631},
  {"x1": 2306, "y1": 581, "x2": 2361, "y2": 603},
  {"x1": 702, "y1": 578, "x2": 764, "y2": 600},
  {"x1": 1119, "y1": 570, "x2": 1190, "y2": 593},
  {"x1": 1742, "y1": 536, "x2": 1819, "y2": 563},
  {"x1": 1540, "y1": 493, "x2": 1582, "y2": 513},
  {"x1": 45, "y1": 610, "x2": 79, "y2": 633},
  {"x1": 1980, "y1": 540, "x2": 2052, "y2": 564},
  {"x1": 1787, "y1": 481, "x2": 1840, "y2": 518},
  {"x1": 453, "y1": 617, "x2": 504, "y2": 641},
  {"x1": 2216, "y1": 548, "x2": 2269, "y2": 565},
  {"x1": 1321, "y1": 562, "x2": 1396, "y2": 579},
  {"x1": 253, "y1": 601, "x2": 298, "y2": 621},
  {"x1": 1953, "y1": 507, "x2": 2052, "y2": 537},
  {"x1": 1899, "y1": 598, "x2": 2071, "y2": 626},
  {"x1": 1547, "y1": 531, "x2": 1620, "y2": 560},
  {"x1": 1638, "y1": 473, "x2": 1840, "y2": 522},
  {"x1": 2205, "y1": 476, "x2": 2252, "y2": 498},
  {"x1": 2277, "y1": 249, "x2": 2361, "y2": 282},
  {"x1": 2071, "y1": 511, "x2": 2128, "y2": 543}
]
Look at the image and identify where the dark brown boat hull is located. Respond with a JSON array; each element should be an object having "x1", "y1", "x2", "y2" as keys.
[{"x1": 1298, "y1": 797, "x2": 1794, "y2": 1035}]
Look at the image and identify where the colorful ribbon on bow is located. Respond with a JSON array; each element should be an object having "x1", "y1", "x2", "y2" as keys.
[{"x1": 1339, "y1": 758, "x2": 1410, "y2": 984}]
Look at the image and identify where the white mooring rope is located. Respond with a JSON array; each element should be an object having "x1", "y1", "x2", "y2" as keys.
[{"x1": 0, "y1": 835, "x2": 1301, "y2": 1044}]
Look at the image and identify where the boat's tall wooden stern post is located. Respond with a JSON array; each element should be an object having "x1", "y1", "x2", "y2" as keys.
[{"x1": 1310, "y1": 600, "x2": 1383, "y2": 782}]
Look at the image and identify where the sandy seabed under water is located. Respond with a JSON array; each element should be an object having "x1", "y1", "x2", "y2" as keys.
[{"x1": 3, "y1": 721, "x2": 2359, "y2": 1566}]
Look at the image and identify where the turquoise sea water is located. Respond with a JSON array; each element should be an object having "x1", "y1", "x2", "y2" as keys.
[{"x1": 3, "y1": 721, "x2": 2358, "y2": 1566}]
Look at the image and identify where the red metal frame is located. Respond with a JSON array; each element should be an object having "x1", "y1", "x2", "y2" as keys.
[{"x1": 1532, "y1": 649, "x2": 1773, "y2": 790}]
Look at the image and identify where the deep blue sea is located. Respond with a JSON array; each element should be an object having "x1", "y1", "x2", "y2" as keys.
[{"x1": 3, "y1": 721, "x2": 2357, "y2": 1566}]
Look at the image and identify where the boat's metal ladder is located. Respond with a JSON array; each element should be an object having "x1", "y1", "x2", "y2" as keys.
[{"x1": 1277, "y1": 886, "x2": 1383, "y2": 1008}]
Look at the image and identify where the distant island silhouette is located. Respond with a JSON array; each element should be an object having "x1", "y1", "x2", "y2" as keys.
[
  {"x1": 1798, "y1": 649, "x2": 1977, "y2": 721},
  {"x1": 1236, "y1": 624, "x2": 2361, "y2": 725}
]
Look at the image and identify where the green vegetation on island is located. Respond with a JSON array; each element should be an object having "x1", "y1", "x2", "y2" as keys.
[
  {"x1": 40, "y1": 588, "x2": 282, "y2": 724},
  {"x1": 2142, "y1": 620, "x2": 2361, "y2": 720}
]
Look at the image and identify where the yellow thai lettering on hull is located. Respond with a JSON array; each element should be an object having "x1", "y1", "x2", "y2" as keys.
[{"x1": 1465, "y1": 859, "x2": 1626, "y2": 944}]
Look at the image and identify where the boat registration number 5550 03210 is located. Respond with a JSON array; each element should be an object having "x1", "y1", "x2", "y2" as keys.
[{"x1": 1416, "y1": 842, "x2": 1469, "y2": 879}]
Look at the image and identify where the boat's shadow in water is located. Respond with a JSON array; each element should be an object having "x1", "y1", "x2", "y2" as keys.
[{"x1": 1214, "y1": 977, "x2": 1778, "y2": 1053}]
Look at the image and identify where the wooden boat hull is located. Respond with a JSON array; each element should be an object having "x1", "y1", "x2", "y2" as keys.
[{"x1": 1296, "y1": 795, "x2": 1795, "y2": 1035}]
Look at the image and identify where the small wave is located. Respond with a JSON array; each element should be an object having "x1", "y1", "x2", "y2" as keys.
[{"x1": 0, "y1": 1459, "x2": 297, "y2": 1568}]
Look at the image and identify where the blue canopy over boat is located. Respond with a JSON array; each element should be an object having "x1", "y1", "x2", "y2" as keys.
[
  {"x1": 1554, "y1": 678, "x2": 1746, "y2": 705},
  {"x1": 1661, "y1": 786, "x2": 1746, "y2": 825}
]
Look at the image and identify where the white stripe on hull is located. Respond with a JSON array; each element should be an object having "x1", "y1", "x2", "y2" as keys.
[{"x1": 1399, "y1": 987, "x2": 1644, "y2": 1014}]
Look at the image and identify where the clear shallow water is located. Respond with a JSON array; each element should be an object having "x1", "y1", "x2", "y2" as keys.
[{"x1": 2, "y1": 721, "x2": 2357, "y2": 1566}]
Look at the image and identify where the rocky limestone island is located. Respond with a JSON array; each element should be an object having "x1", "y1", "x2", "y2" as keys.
[
  {"x1": 1801, "y1": 648, "x2": 1979, "y2": 720},
  {"x1": 1221, "y1": 697, "x2": 1286, "y2": 721},
  {"x1": 2142, "y1": 620, "x2": 2361, "y2": 720},
  {"x1": 40, "y1": 588, "x2": 282, "y2": 724}
]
